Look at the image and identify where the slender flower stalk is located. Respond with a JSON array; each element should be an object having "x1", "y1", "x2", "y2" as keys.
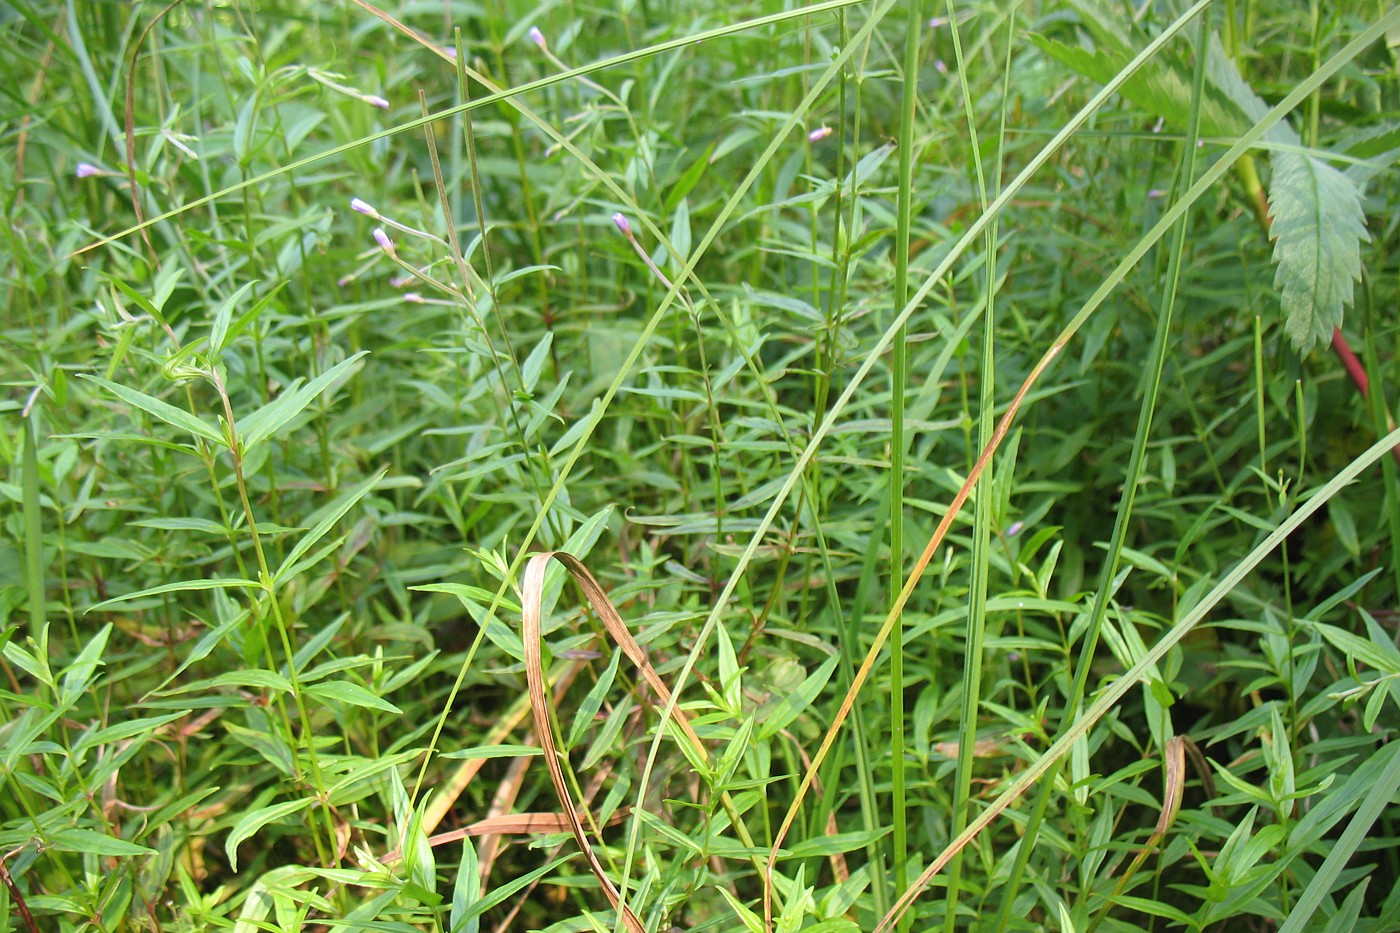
[
  {"x1": 351, "y1": 198, "x2": 450, "y2": 248},
  {"x1": 306, "y1": 67, "x2": 389, "y2": 108}
]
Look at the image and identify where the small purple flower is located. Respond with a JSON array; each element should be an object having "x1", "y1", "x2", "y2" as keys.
[
  {"x1": 808, "y1": 126, "x2": 832, "y2": 143},
  {"x1": 76, "y1": 162, "x2": 102, "y2": 178},
  {"x1": 1006, "y1": 521, "x2": 1024, "y2": 537},
  {"x1": 611, "y1": 212, "x2": 632, "y2": 237},
  {"x1": 373, "y1": 227, "x2": 396, "y2": 256},
  {"x1": 928, "y1": 16, "x2": 947, "y2": 28},
  {"x1": 403, "y1": 292, "x2": 425, "y2": 303},
  {"x1": 934, "y1": 59, "x2": 948, "y2": 76},
  {"x1": 1147, "y1": 188, "x2": 1165, "y2": 199},
  {"x1": 351, "y1": 198, "x2": 379, "y2": 217},
  {"x1": 366, "y1": 95, "x2": 390, "y2": 110},
  {"x1": 528, "y1": 26, "x2": 547, "y2": 51}
]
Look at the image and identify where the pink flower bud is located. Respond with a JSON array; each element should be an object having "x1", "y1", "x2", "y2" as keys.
[
  {"x1": 76, "y1": 162, "x2": 102, "y2": 178},
  {"x1": 373, "y1": 228, "x2": 396, "y2": 256},
  {"x1": 403, "y1": 292, "x2": 425, "y2": 303},
  {"x1": 351, "y1": 198, "x2": 379, "y2": 217},
  {"x1": 808, "y1": 126, "x2": 832, "y2": 143},
  {"x1": 528, "y1": 26, "x2": 547, "y2": 50},
  {"x1": 612, "y1": 213, "x2": 631, "y2": 237},
  {"x1": 934, "y1": 59, "x2": 948, "y2": 75},
  {"x1": 366, "y1": 95, "x2": 390, "y2": 109}
]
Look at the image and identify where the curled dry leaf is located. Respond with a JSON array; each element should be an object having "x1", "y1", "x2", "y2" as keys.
[{"x1": 522, "y1": 550, "x2": 712, "y2": 933}]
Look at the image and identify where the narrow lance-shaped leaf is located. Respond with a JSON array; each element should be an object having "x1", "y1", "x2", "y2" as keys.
[
  {"x1": 274, "y1": 467, "x2": 387, "y2": 584},
  {"x1": 225, "y1": 798, "x2": 315, "y2": 871},
  {"x1": 235, "y1": 350, "x2": 368, "y2": 451},
  {"x1": 79, "y1": 375, "x2": 224, "y2": 445}
]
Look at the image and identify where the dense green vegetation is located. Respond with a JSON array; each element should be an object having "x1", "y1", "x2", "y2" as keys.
[{"x1": 3, "y1": 0, "x2": 1400, "y2": 929}]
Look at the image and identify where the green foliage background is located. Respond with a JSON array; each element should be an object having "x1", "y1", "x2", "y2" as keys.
[{"x1": 2, "y1": 0, "x2": 1400, "y2": 930}]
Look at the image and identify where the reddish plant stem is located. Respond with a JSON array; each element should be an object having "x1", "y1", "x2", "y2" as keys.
[{"x1": 1332, "y1": 326, "x2": 1370, "y2": 398}]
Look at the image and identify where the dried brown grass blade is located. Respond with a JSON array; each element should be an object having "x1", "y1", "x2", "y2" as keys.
[
  {"x1": 383, "y1": 809, "x2": 632, "y2": 865},
  {"x1": 421, "y1": 658, "x2": 585, "y2": 836},
  {"x1": 522, "y1": 550, "x2": 711, "y2": 933},
  {"x1": 1156, "y1": 735, "x2": 1186, "y2": 838},
  {"x1": 476, "y1": 753, "x2": 532, "y2": 883},
  {"x1": 1084, "y1": 735, "x2": 1188, "y2": 933}
]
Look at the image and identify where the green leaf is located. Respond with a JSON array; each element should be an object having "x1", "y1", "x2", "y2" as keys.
[
  {"x1": 304, "y1": 679, "x2": 402, "y2": 714},
  {"x1": 787, "y1": 828, "x2": 890, "y2": 858},
  {"x1": 79, "y1": 375, "x2": 224, "y2": 444},
  {"x1": 1269, "y1": 150, "x2": 1369, "y2": 354},
  {"x1": 1308, "y1": 621, "x2": 1400, "y2": 675},
  {"x1": 451, "y1": 856, "x2": 574, "y2": 928},
  {"x1": 274, "y1": 468, "x2": 386, "y2": 584},
  {"x1": 60, "y1": 623, "x2": 111, "y2": 706},
  {"x1": 1203, "y1": 34, "x2": 1368, "y2": 354},
  {"x1": 225, "y1": 798, "x2": 315, "y2": 870},
  {"x1": 439, "y1": 744, "x2": 543, "y2": 760},
  {"x1": 208, "y1": 669, "x2": 293, "y2": 693},
  {"x1": 758, "y1": 655, "x2": 839, "y2": 740},
  {"x1": 88, "y1": 577, "x2": 259, "y2": 612},
  {"x1": 235, "y1": 350, "x2": 368, "y2": 451},
  {"x1": 73, "y1": 712, "x2": 190, "y2": 752},
  {"x1": 520, "y1": 333, "x2": 552, "y2": 395},
  {"x1": 449, "y1": 835, "x2": 480, "y2": 933},
  {"x1": 1279, "y1": 743, "x2": 1400, "y2": 933},
  {"x1": 50, "y1": 828, "x2": 157, "y2": 857},
  {"x1": 210, "y1": 281, "x2": 283, "y2": 361},
  {"x1": 209, "y1": 281, "x2": 259, "y2": 360},
  {"x1": 566, "y1": 648, "x2": 621, "y2": 751}
]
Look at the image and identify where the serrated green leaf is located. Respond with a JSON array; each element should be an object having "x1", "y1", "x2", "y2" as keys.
[
  {"x1": 1203, "y1": 35, "x2": 1369, "y2": 354},
  {"x1": 1033, "y1": 15, "x2": 1249, "y2": 138},
  {"x1": 1269, "y1": 150, "x2": 1369, "y2": 354}
]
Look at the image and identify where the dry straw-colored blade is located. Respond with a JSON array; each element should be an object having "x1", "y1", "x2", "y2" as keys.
[{"x1": 522, "y1": 550, "x2": 712, "y2": 933}]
